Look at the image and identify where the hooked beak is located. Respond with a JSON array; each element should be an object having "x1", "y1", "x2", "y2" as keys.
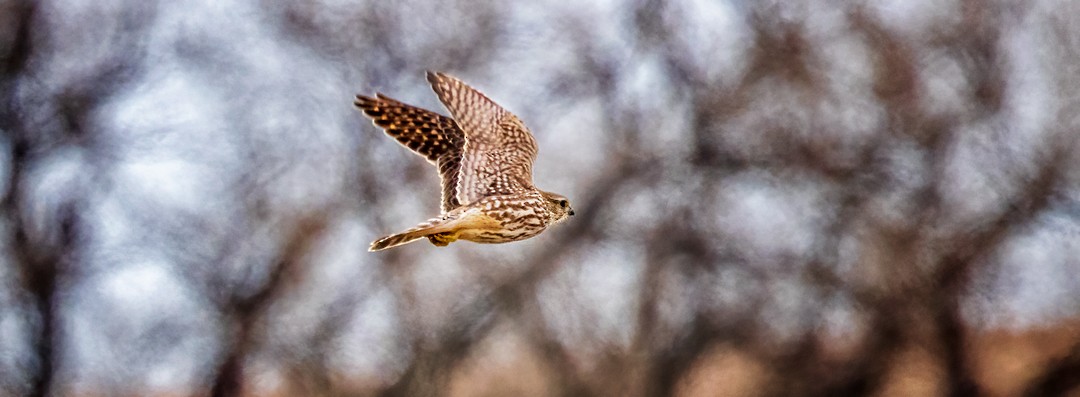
[{"x1": 569, "y1": 210, "x2": 575, "y2": 216}]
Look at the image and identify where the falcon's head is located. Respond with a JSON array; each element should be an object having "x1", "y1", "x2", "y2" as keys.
[{"x1": 540, "y1": 191, "x2": 575, "y2": 224}]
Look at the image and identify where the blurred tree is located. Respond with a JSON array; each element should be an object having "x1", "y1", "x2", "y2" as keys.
[{"x1": 1, "y1": 0, "x2": 1079, "y2": 396}]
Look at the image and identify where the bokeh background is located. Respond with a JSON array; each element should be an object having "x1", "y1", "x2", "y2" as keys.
[{"x1": 2, "y1": 0, "x2": 1080, "y2": 396}]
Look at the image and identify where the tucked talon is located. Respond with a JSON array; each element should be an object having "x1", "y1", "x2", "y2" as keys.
[{"x1": 427, "y1": 232, "x2": 455, "y2": 246}]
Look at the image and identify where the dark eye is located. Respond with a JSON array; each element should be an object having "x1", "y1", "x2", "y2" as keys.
[{"x1": 559, "y1": 200, "x2": 567, "y2": 208}]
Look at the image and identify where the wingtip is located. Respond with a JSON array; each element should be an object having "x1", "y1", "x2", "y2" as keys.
[
  {"x1": 357, "y1": 92, "x2": 398, "y2": 105},
  {"x1": 354, "y1": 93, "x2": 375, "y2": 106},
  {"x1": 429, "y1": 70, "x2": 461, "y2": 84}
]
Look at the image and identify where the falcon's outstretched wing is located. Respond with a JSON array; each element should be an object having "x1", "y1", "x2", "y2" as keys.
[
  {"x1": 354, "y1": 93, "x2": 464, "y2": 212},
  {"x1": 425, "y1": 71, "x2": 539, "y2": 206}
]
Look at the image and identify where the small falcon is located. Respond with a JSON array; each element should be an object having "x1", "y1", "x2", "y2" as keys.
[{"x1": 355, "y1": 71, "x2": 574, "y2": 251}]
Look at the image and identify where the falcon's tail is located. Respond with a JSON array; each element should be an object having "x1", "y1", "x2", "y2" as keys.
[
  {"x1": 369, "y1": 215, "x2": 457, "y2": 252},
  {"x1": 369, "y1": 231, "x2": 426, "y2": 251}
]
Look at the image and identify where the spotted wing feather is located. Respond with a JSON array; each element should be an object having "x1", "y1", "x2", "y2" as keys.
[
  {"x1": 426, "y1": 71, "x2": 539, "y2": 206},
  {"x1": 354, "y1": 93, "x2": 464, "y2": 212}
]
